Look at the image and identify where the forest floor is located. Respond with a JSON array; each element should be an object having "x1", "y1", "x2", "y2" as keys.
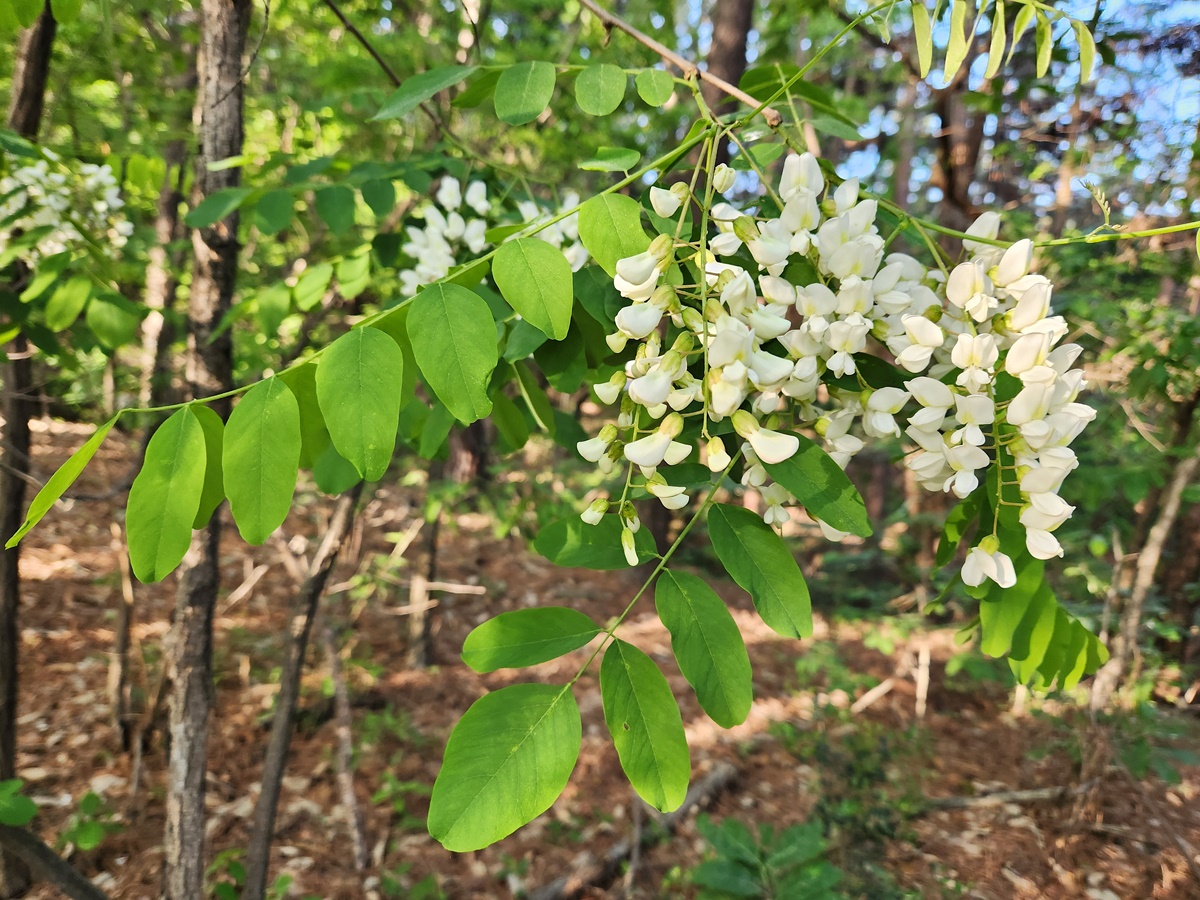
[{"x1": 11, "y1": 421, "x2": 1200, "y2": 900}]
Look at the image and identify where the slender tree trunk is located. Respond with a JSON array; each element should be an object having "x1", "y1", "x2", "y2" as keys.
[
  {"x1": 1090, "y1": 442, "x2": 1200, "y2": 710},
  {"x1": 1, "y1": 5, "x2": 56, "y2": 897},
  {"x1": 162, "y1": 2, "x2": 249, "y2": 897},
  {"x1": 243, "y1": 485, "x2": 364, "y2": 900},
  {"x1": 700, "y1": 0, "x2": 753, "y2": 163},
  {"x1": 138, "y1": 138, "x2": 189, "y2": 412}
]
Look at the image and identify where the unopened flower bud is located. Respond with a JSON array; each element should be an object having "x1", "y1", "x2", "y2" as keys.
[
  {"x1": 732, "y1": 216, "x2": 759, "y2": 244},
  {"x1": 649, "y1": 233, "x2": 675, "y2": 261},
  {"x1": 661, "y1": 412, "x2": 684, "y2": 439},
  {"x1": 731, "y1": 410, "x2": 760, "y2": 439},
  {"x1": 681, "y1": 308, "x2": 706, "y2": 334},
  {"x1": 649, "y1": 284, "x2": 676, "y2": 309},
  {"x1": 671, "y1": 332, "x2": 694, "y2": 354},
  {"x1": 712, "y1": 164, "x2": 736, "y2": 193}
]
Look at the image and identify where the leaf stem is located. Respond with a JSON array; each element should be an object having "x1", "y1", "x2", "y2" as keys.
[{"x1": 566, "y1": 452, "x2": 742, "y2": 690}]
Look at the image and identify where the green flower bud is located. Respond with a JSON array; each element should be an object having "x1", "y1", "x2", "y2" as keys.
[{"x1": 732, "y1": 216, "x2": 759, "y2": 244}]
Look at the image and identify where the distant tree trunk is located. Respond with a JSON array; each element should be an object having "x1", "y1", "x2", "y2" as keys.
[
  {"x1": 162, "y1": 2, "x2": 249, "y2": 897},
  {"x1": 1, "y1": 5, "x2": 56, "y2": 897},
  {"x1": 701, "y1": 0, "x2": 753, "y2": 163},
  {"x1": 892, "y1": 76, "x2": 918, "y2": 209},
  {"x1": 931, "y1": 43, "x2": 986, "y2": 239},
  {"x1": 243, "y1": 484, "x2": 364, "y2": 900},
  {"x1": 1051, "y1": 95, "x2": 1083, "y2": 235},
  {"x1": 1090, "y1": 442, "x2": 1200, "y2": 710},
  {"x1": 138, "y1": 138, "x2": 190, "y2": 413}
]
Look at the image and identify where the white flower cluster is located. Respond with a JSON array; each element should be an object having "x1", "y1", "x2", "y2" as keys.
[
  {"x1": 0, "y1": 155, "x2": 132, "y2": 262},
  {"x1": 577, "y1": 153, "x2": 1095, "y2": 584},
  {"x1": 398, "y1": 177, "x2": 588, "y2": 296}
]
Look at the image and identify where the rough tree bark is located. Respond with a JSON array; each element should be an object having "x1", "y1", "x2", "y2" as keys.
[
  {"x1": 1, "y1": 4, "x2": 56, "y2": 897},
  {"x1": 700, "y1": 0, "x2": 753, "y2": 163},
  {"x1": 162, "y1": 2, "x2": 250, "y2": 897},
  {"x1": 243, "y1": 484, "x2": 364, "y2": 900}
]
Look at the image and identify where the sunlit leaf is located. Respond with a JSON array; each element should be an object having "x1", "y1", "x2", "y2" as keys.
[
  {"x1": 6, "y1": 417, "x2": 116, "y2": 548},
  {"x1": 429, "y1": 683, "x2": 580, "y2": 851},
  {"x1": 601, "y1": 639, "x2": 689, "y2": 812},
  {"x1": 494, "y1": 61, "x2": 556, "y2": 125},
  {"x1": 462, "y1": 607, "x2": 600, "y2": 672}
]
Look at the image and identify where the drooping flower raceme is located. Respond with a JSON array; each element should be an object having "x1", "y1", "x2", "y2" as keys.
[
  {"x1": 574, "y1": 152, "x2": 1095, "y2": 593},
  {"x1": 0, "y1": 155, "x2": 131, "y2": 263}
]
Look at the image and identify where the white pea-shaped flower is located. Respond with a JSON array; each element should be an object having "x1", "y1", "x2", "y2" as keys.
[{"x1": 962, "y1": 539, "x2": 1016, "y2": 588}]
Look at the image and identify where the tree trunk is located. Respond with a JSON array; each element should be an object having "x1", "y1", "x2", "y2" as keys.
[
  {"x1": 1, "y1": 5, "x2": 56, "y2": 897},
  {"x1": 701, "y1": 0, "x2": 753, "y2": 163},
  {"x1": 162, "y1": 2, "x2": 249, "y2": 897},
  {"x1": 243, "y1": 485, "x2": 364, "y2": 900},
  {"x1": 1090, "y1": 442, "x2": 1200, "y2": 710},
  {"x1": 138, "y1": 138, "x2": 190, "y2": 413}
]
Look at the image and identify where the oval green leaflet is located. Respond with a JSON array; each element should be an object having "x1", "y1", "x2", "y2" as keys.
[
  {"x1": 635, "y1": 68, "x2": 674, "y2": 106},
  {"x1": 911, "y1": 2, "x2": 933, "y2": 78},
  {"x1": 316, "y1": 327, "x2": 405, "y2": 481},
  {"x1": 126, "y1": 407, "x2": 209, "y2": 583},
  {"x1": 223, "y1": 377, "x2": 302, "y2": 545},
  {"x1": 494, "y1": 60, "x2": 557, "y2": 125},
  {"x1": 492, "y1": 238, "x2": 573, "y2": 340},
  {"x1": 760, "y1": 433, "x2": 871, "y2": 537},
  {"x1": 707, "y1": 504, "x2": 813, "y2": 639},
  {"x1": 428, "y1": 683, "x2": 580, "y2": 851},
  {"x1": 461, "y1": 607, "x2": 600, "y2": 672},
  {"x1": 6, "y1": 416, "x2": 118, "y2": 548},
  {"x1": 577, "y1": 193, "x2": 651, "y2": 277},
  {"x1": 373, "y1": 64, "x2": 478, "y2": 120},
  {"x1": 601, "y1": 638, "x2": 690, "y2": 812},
  {"x1": 406, "y1": 283, "x2": 498, "y2": 424},
  {"x1": 575, "y1": 63, "x2": 626, "y2": 116},
  {"x1": 190, "y1": 404, "x2": 226, "y2": 530},
  {"x1": 655, "y1": 569, "x2": 752, "y2": 728}
]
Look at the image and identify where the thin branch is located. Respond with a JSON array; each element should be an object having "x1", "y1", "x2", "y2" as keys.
[
  {"x1": 0, "y1": 825, "x2": 109, "y2": 900},
  {"x1": 320, "y1": 0, "x2": 399, "y2": 84},
  {"x1": 827, "y1": 4, "x2": 922, "y2": 80},
  {"x1": 577, "y1": 0, "x2": 782, "y2": 128}
]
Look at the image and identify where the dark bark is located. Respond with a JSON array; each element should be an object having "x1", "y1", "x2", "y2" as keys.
[
  {"x1": 0, "y1": 826, "x2": 108, "y2": 900},
  {"x1": 162, "y1": 2, "x2": 250, "y2": 897},
  {"x1": 701, "y1": 0, "x2": 753, "y2": 163},
  {"x1": 1, "y1": 5, "x2": 56, "y2": 896},
  {"x1": 243, "y1": 485, "x2": 364, "y2": 900},
  {"x1": 5, "y1": 3, "x2": 56, "y2": 140}
]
